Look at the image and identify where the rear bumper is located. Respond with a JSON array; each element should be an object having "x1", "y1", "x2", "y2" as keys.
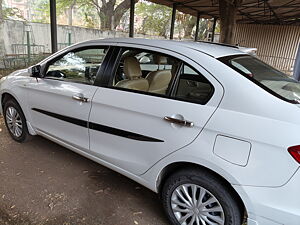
[{"x1": 234, "y1": 167, "x2": 300, "y2": 225}]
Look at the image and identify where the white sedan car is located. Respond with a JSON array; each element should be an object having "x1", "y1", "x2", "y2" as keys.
[{"x1": 1, "y1": 38, "x2": 300, "y2": 225}]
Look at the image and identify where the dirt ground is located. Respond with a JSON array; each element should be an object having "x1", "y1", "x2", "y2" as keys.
[{"x1": 0, "y1": 116, "x2": 170, "y2": 225}]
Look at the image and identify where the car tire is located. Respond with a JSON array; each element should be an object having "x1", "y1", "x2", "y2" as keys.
[
  {"x1": 161, "y1": 168, "x2": 243, "y2": 225},
  {"x1": 3, "y1": 99, "x2": 32, "y2": 143}
]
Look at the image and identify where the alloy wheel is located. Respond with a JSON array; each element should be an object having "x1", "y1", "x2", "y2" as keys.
[
  {"x1": 171, "y1": 184, "x2": 225, "y2": 225},
  {"x1": 5, "y1": 106, "x2": 23, "y2": 138}
]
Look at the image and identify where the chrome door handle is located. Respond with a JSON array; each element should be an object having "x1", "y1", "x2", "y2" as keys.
[
  {"x1": 164, "y1": 116, "x2": 194, "y2": 127},
  {"x1": 72, "y1": 94, "x2": 89, "y2": 102}
]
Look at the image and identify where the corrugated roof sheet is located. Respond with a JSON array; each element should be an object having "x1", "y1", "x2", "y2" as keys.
[{"x1": 148, "y1": 0, "x2": 300, "y2": 25}]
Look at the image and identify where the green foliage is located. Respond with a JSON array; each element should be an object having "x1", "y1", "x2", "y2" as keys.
[
  {"x1": 32, "y1": 0, "x2": 91, "y2": 24},
  {"x1": 77, "y1": 3, "x2": 99, "y2": 28},
  {"x1": 198, "y1": 19, "x2": 210, "y2": 40},
  {"x1": 25, "y1": 0, "x2": 213, "y2": 39},
  {"x1": 3, "y1": 7, "x2": 26, "y2": 21},
  {"x1": 31, "y1": 0, "x2": 50, "y2": 23},
  {"x1": 136, "y1": 2, "x2": 172, "y2": 37},
  {"x1": 31, "y1": 0, "x2": 128, "y2": 28},
  {"x1": 136, "y1": 2, "x2": 199, "y2": 39},
  {"x1": 83, "y1": 12, "x2": 98, "y2": 28},
  {"x1": 215, "y1": 21, "x2": 221, "y2": 33},
  {"x1": 176, "y1": 13, "x2": 196, "y2": 39}
]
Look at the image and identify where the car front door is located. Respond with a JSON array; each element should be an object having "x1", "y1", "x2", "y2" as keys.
[
  {"x1": 26, "y1": 45, "x2": 111, "y2": 151},
  {"x1": 89, "y1": 46, "x2": 223, "y2": 175}
]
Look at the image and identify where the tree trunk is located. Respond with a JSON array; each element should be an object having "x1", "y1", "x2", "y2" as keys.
[
  {"x1": 68, "y1": 6, "x2": 73, "y2": 26},
  {"x1": 183, "y1": 16, "x2": 196, "y2": 39},
  {"x1": 68, "y1": 0, "x2": 77, "y2": 26},
  {"x1": 0, "y1": 0, "x2": 3, "y2": 22},
  {"x1": 100, "y1": 6, "x2": 113, "y2": 29},
  {"x1": 219, "y1": 0, "x2": 242, "y2": 44},
  {"x1": 99, "y1": 0, "x2": 115, "y2": 30},
  {"x1": 115, "y1": 0, "x2": 138, "y2": 30},
  {"x1": 98, "y1": 0, "x2": 137, "y2": 30},
  {"x1": 114, "y1": 0, "x2": 135, "y2": 29},
  {"x1": 0, "y1": 0, "x2": 5, "y2": 58}
]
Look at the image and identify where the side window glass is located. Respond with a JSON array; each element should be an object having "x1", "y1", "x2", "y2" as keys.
[
  {"x1": 112, "y1": 49, "x2": 179, "y2": 95},
  {"x1": 46, "y1": 47, "x2": 108, "y2": 84},
  {"x1": 174, "y1": 64, "x2": 214, "y2": 104}
]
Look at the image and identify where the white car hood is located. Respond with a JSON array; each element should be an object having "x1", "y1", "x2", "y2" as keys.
[{"x1": 8, "y1": 69, "x2": 29, "y2": 78}]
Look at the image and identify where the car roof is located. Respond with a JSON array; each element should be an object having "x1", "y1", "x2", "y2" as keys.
[{"x1": 83, "y1": 38, "x2": 246, "y2": 58}]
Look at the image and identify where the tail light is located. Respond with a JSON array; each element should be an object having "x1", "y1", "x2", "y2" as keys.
[{"x1": 288, "y1": 146, "x2": 300, "y2": 164}]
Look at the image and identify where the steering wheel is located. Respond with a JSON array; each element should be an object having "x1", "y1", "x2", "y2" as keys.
[{"x1": 46, "y1": 70, "x2": 67, "y2": 79}]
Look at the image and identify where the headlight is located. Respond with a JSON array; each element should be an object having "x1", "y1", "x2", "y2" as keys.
[
  {"x1": 0, "y1": 76, "x2": 7, "y2": 83},
  {"x1": 0, "y1": 76, "x2": 7, "y2": 88}
]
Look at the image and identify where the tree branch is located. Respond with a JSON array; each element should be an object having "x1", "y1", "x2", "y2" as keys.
[
  {"x1": 90, "y1": 0, "x2": 102, "y2": 10},
  {"x1": 100, "y1": 0, "x2": 107, "y2": 8},
  {"x1": 113, "y1": 0, "x2": 137, "y2": 28},
  {"x1": 223, "y1": 0, "x2": 243, "y2": 7}
]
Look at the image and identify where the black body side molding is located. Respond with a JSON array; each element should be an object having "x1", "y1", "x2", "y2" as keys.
[{"x1": 32, "y1": 108, "x2": 164, "y2": 143}]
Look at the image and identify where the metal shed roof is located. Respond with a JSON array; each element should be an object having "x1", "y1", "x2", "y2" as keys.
[{"x1": 149, "y1": 0, "x2": 300, "y2": 25}]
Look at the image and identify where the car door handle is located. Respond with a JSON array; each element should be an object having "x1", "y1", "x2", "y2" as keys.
[
  {"x1": 72, "y1": 94, "x2": 89, "y2": 103},
  {"x1": 164, "y1": 116, "x2": 194, "y2": 127}
]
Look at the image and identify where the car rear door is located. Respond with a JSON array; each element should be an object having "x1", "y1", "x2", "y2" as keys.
[
  {"x1": 89, "y1": 45, "x2": 223, "y2": 175},
  {"x1": 26, "y1": 45, "x2": 112, "y2": 151}
]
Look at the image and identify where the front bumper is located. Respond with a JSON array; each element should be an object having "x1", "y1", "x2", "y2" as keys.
[
  {"x1": 0, "y1": 77, "x2": 5, "y2": 115},
  {"x1": 0, "y1": 94, "x2": 3, "y2": 115},
  {"x1": 234, "y1": 167, "x2": 300, "y2": 225},
  {"x1": 0, "y1": 91, "x2": 3, "y2": 115},
  {"x1": 0, "y1": 76, "x2": 8, "y2": 115}
]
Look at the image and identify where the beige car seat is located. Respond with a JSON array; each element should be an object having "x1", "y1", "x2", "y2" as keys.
[
  {"x1": 116, "y1": 57, "x2": 149, "y2": 91},
  {"x1": 146, "y1": 55, "x2": 172, "y2": 94}
]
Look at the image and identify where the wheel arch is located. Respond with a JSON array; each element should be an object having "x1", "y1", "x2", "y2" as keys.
[
  {"x1": 1, "y1": 91, "x2": 36, "y2": 136},
  {"x1": 156, "y1": 161, "x2": 246, "y2": 218},
  {"x1": 1, "y1": 92, "x2": 20, "y2": 109}
]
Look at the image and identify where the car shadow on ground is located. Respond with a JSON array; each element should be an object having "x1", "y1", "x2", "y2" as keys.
[{"x1": 0, "y1": 116, "x2": 169, "y2": 225}]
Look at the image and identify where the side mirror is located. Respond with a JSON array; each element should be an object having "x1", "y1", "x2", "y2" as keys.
[{"x1": 30, "y1": 65, "x2": 42, "y2": 78}]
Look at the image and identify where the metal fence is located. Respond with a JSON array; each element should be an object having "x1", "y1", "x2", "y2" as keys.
[
  {"x1": 234, "y1": 24, "x2": 300, "y2": 75},
  {"x1": 259, "y1": 55, "x2": 295, "y2": 75},
  {"x1": 11, "y1": 44, "x2": 46, "y2": 56},
  {"x1": 2, "y1": 53, "x2": 50, "y2": 69}
]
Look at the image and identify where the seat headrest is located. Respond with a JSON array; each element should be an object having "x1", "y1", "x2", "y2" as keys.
[
  {"x1": 154, "y1": 55, "x2": 168, "y2": 65},
  {"x1": 124, "y1": 57, "x2": 142, "y2": 79}
]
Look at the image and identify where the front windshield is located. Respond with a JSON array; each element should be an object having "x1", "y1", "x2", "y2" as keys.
[{"x1": 220, "y1": 55, "x2": 300, "y2": 104}]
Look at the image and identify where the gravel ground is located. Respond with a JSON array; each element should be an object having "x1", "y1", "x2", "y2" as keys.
[{"x1": 0, "y1": 116, "x2": 169, "y2": 225}]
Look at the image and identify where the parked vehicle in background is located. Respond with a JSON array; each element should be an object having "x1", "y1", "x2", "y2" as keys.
[{"x1": 1, "y1": 38, "x2": 300, "y2": 225}]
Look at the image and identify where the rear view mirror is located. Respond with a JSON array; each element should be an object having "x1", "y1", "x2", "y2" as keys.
[
  {"x1": 139, "y1": 56, "x2": 151, "y2": 64},
  {"x1": 30, "y1": 65, "x2": 42, "y2": 78}
]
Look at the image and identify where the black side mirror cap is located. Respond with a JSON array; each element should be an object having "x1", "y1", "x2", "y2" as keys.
[{"x1": 29, "y1": 65, "x2": 42, "y2": 78}]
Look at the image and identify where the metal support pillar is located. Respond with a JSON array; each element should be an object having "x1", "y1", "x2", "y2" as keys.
[
  {"x1": 129, "y1": 0, "x2": 135, "y2": 38},
  {"x1": 170, "y1": 3, "x2": 177, "y2": 40},
  {"x1": 50, "y1": 0, "x2": 58, "y2": 53},
  {"x1": 26, "y1": 30, "x2": 30, "y2": 64},
  {"x1": 211, "y1": 17, "x2": 217, "y2": 42},
  {"x1": 293, "y1": 43, "x2": 300, "y2": 81},
  {"x1": 194, "y1": 13, "x2": 200, "y2": 42},
  {"x1": 68, "y1": 32, "x2": 72, "y2": 46}
]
